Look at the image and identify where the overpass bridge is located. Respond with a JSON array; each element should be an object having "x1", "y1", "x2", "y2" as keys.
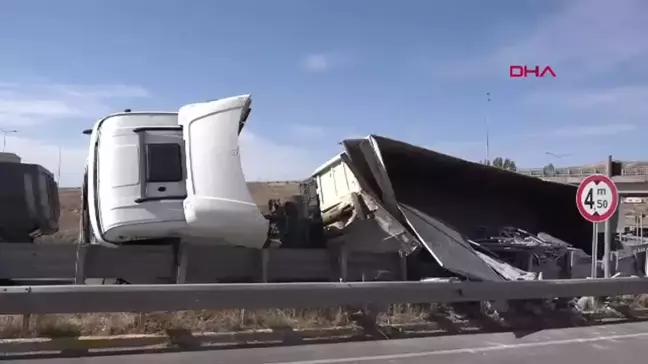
[{"x1": 517, "y1": 166, "x2": 648, "y2": 196}]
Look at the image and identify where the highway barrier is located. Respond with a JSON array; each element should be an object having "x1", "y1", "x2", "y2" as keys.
[
  {"x1": 2, "y1": 278, "x2": 648, "y2": 315},
  {"x1": 2, "y1": 278, "x2": 648, "y2": 355}
]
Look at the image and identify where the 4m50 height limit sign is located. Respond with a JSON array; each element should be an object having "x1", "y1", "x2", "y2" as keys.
[{"x1": 576, "y1": 174, "x2": 619, "y2": 223}]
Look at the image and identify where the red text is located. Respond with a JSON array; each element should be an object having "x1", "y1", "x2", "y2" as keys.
[{"x1": 509, "y1": 65, "x2": 556, "y2": 78}]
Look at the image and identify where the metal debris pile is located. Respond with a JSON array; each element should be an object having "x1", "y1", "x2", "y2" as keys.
[{"x1": 472, "y1": 227, "x2": 574, "y2": 269}]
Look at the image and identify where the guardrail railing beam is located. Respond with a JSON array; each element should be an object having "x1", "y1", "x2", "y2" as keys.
[{"x1": 2, "y1": 278, "x2": 648, "y2": 315}]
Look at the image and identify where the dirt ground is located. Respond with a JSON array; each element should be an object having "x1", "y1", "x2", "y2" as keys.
[{"x1": 57, "y1": 188, "x2": 82, "y2": 235}]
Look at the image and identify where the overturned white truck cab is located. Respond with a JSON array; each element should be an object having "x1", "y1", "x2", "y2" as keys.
[{"x1": 81, "y1": 95, "x2": 268, "y2": 248}]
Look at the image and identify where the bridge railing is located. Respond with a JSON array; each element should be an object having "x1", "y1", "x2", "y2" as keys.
[{"x1": 517, "y1": 167, "x2": 648, "y2": 178}]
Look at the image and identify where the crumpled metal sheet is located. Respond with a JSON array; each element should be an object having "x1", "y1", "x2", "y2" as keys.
[
  {"x1": 340, "y1": 134, "x2": 589, "y2": 281},
  {"x1": 363, "y1": 135, "x2": 590, "y2": 252},
  {"x1": 475, "y1": 251, "x2": 539, "y2": 281},
  {"x1": 340, "y1": 136, "x2": 504, "y2": 281},
  {"x1": 399, "y1": 203, "x2": 505, "y2": 281}
]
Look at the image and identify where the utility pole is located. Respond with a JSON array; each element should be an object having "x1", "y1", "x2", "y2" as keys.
[
  {"x1": 485, "y1": 92, "x2": 491, "y2": 165},
  {"x1": 0, "y1": 127, "x2": 18, "y2": 152}
]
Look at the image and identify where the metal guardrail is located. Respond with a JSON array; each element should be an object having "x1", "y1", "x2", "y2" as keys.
[
  {"x1": 2, "y1": 278, "x2": 648, "y2": 315},
  {"x1": 517, "y1": 167, "x2": 648, "y2": 178},
  {"x1": 0, "y1": 243, "x2": 405, "y2": 285}
]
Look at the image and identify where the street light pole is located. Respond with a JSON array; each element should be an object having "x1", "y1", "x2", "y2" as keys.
[
  {"x1": 485, "y1": 92, "x2": 491, "y2": 165},
  {"x1": 0, "y1": 128, "x2": 18, "y2": 152},
  {"x1": 57, "y1": 146, "x2": 62, "y2": 184}
]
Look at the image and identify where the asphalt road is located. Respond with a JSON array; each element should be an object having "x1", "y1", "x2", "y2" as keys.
[{"x1": 10, "y1": 321, "x2": 648, "y2": 363}]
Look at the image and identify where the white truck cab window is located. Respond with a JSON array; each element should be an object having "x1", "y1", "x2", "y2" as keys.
[{"x1": 146, "y1": 143, "x2": 183, "y2": 183}]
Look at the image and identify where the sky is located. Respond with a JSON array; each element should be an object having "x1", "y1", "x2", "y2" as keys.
[{"x1": 1, "y1": 0, "x2": 647, "y2": 187}]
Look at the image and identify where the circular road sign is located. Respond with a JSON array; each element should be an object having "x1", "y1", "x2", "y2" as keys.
[{"x1": 576, "y1": 174, "x2": 619, "y2": 223}]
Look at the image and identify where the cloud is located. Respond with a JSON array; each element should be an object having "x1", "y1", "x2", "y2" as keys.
[
  {"x1": 0, "y1": 82, "x2": 153, "y2": 187},
  {"x1": 0, "y1": 81, "x2": 329, "y2": 186},
  {"x1": 302, "y1": 54, "x2": 330, "y2": 73},
  {"x1": 421, "y1": 121, "x2": 636, "y2": 164},
  {"x1": 548, "y1": 124, "x2": 637, "y2": 137},
  {"x1": 239, "y1": 129, "x2": 327, "y2": 181},
  {"x1": 49, "y1": 84, "x2": 149, "y2": 99},
  {"x1": 426, "y1": 0, "x2": 648, "y2": 80},
  {"x1": 493, "y1": 0, "x2": 648, "y2": 74},
  {"x1": 0, "y1": 83, "x2": 149, "y2": 126},
  {"x1": 528, "y1": 86, "x2": 648, "y2": 108},
  {"x1": 301, "y1": 52, "x2": 354, "y2": 73},
  {"x1": 0, "y1": 99, "x2": 82, "y2": 126},
  {"x1": 3, "y1": 128, "x2": 327, "y2": 187},
  {"x1": 289, "y1": 124, "x2": 327, "y2": 139},
  {"x1": 525, "y1": 86, "x2": 648, "y2": 118}
]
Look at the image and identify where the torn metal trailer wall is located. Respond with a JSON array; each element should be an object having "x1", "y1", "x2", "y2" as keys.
[
  {"x1": 341, "y1": 138, "x2": 506, "y2": 281},
  {"x1": 340, "y1": 135, "x2": 590, "y2": 282},
  {"x1": 398, "y1": 203, "x2": 507, "y2": 281},
  {"x1": 352, "y1": 135, "x2": 591, "y2": 253}
]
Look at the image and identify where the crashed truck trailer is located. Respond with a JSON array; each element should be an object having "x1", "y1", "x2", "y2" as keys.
[
  {"x1": 318, "y1": 135, "x2": 592, "y2": 281},
  {"x1": 78, "y1": 93, "x2": 593, "y2": 283}
]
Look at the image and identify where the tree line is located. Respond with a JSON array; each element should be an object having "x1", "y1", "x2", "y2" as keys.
[
  {"x1": 480, "y1": 157, "x2": 517, "y2": 172},
  {"x1": 479, "y1": 158, "x2": 558, "y2": 175}
]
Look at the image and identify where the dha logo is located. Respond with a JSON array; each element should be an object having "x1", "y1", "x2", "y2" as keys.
[{"x1": 509, "y1": 65, "x2": 556, "y2": 78}]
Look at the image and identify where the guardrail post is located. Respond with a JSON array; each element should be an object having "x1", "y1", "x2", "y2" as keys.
[
  {"x1": 562, "y1": 250, "x2": 573, "y2": 279},
  {"x1": 339, "y1": 247, "x2": 348, "y2": 282},
  {"x1": 259, "y1": 249, "x2": 270, "y2": 283},
  {"x1": 136, "y1": 312, "x2": 145, "y2": 333},
  {"x1": 20, "y1": 314, "x2": 30, "y2": 337},
  {"x1": 527, "y1": 252, "x2": 534, "y2": 272},
  {"x1": 175, "y1": 242, "x2": 188, "y2": 284},
  {"x1": 74, "y1": 243, "x2": 90, "y2": 285},
  {"x1": 399, "y1": 252, "x2": 408, "y2": 281}
]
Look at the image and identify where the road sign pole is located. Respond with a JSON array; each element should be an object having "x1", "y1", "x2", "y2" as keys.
[
  {"x1": 603, "y1": 155, "x2": 614, "y2": 278},
  {"x1": 643, "y1": 214, "x2": 648, "y2": 277},
  {"x1": 640, "y1": 214, "x2": 644, "y2": 239},
  {"x1": 591, "y1": 222, "x2": 598, "y2": 278}
]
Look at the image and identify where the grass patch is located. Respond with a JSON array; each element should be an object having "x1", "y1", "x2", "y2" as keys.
[
  {"x1": 2, "y1": 298, "x2": 647, "y2": 339},
  {"x1": 0, "y1": 307, "x2": 409, "y2": 339}
]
